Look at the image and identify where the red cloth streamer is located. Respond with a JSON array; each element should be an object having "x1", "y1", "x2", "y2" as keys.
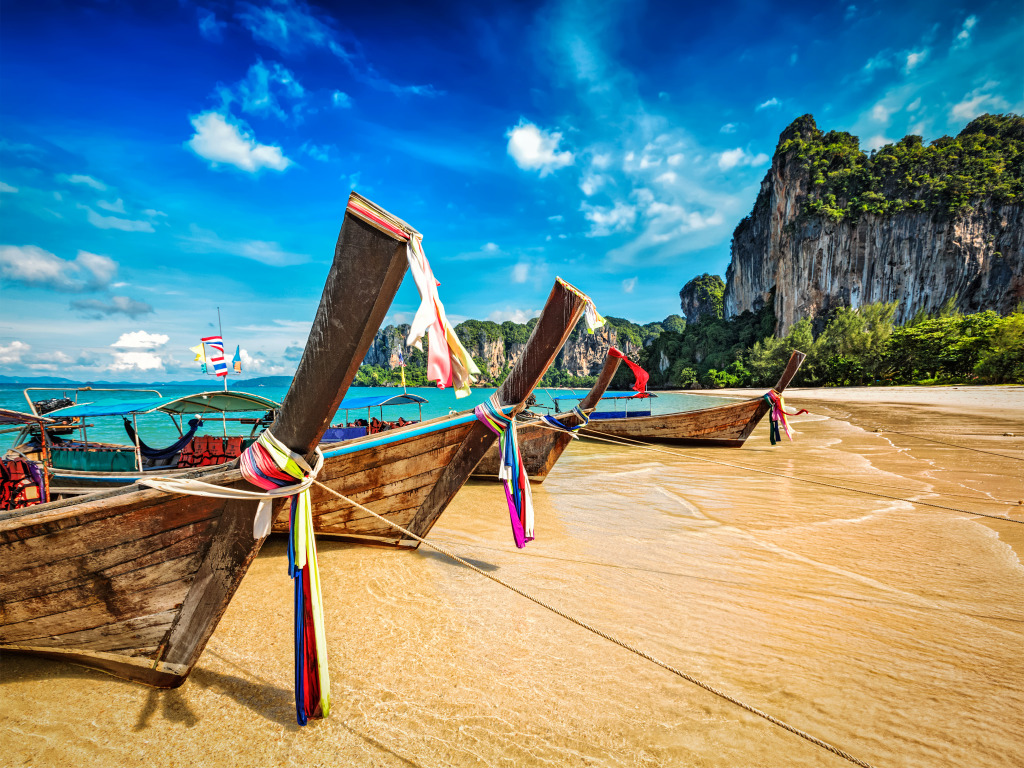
[{"x1": 608, "y1": 347, "x2": 650, "y2": 392}]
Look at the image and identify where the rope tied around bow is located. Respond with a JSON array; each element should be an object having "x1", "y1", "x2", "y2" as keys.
[
  {"x1": 540, "y1": 406, "x2": 590, "y2": 438},
  {"x1": 140, "y1": 431, "x2": 329, "y2": 726}
]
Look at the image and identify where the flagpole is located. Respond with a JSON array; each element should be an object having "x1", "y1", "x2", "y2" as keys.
[{"x1": 218, "y1": 307, "x2": 227, "y2": 391}]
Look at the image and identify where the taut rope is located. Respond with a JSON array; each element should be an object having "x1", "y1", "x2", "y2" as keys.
[{"x1": 309, "y1": 478, "x2": 878, "y2": 768}]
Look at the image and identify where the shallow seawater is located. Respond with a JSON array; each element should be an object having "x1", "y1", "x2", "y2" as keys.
[{"x1": 2, "y1": 391, "x2": 1023, "y2": 767}]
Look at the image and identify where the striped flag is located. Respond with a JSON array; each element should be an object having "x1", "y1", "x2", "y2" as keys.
[
  {"x1": 232, "y1": 345, "x2": 242, "y2": 373},
  {"x1": 398, "y1": 349, "x2": 405, "y2": 389},
  {"x1": 202, "y1": 336, "x2": 228, "y2": 377}
]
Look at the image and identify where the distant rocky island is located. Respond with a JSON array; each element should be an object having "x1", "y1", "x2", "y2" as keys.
[{"x1": 358, "y1": 113, "x2": 1022, "y2": 389}]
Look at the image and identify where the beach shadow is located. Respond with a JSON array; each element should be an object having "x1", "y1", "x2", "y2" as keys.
[
  {"x1": 134, "y1": 685, "x2": 200, "y2": 730},
  {"x1": 414, "y1": 548, "x2": 500, "y2": 572}
]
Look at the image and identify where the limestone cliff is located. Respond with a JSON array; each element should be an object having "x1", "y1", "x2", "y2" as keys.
[
  {"x1": 724, "y1": 114, "x2": 1024, "y2": 333},
  {"x1": 362, "y1": 318, "x2": 640, "y2": 380}
]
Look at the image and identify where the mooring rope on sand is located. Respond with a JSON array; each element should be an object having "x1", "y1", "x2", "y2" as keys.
[
  {"x1": 873, "y1": 428, "x2": 1024, "y2": 463},
  {"x1": 309, "y1": 478, "x2": 877, "y2": 768},
  {"x1": 574, "y1": 429, "x2": 1024, "y2": 526}
]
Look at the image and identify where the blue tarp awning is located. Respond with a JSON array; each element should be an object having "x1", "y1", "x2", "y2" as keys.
[
  {"x1": 47, "y1": 391, "x2": 281, "y2": 418},
  {"x1": 337, "y1": 393, "x2": 428, "y2": 410},
  {"x1": 552, "y1": 391, "x2": 656, "y2": 403}
]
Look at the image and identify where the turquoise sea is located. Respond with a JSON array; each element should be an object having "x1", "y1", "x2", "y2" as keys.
[{"x1": 0, "y1": 382, "x2": 735, "y2": 452}]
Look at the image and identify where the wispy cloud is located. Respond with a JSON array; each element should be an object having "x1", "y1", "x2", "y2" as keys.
[
  {"x1": 581, "y1": 201, "x2": 637, "y2": 237},
  {"x1": 950, "y1": 82, "x2": 1009, "y2": 121},
  {"x1": 622, "y1": 277, "x2": 637, "y2": 293},
  {"x1": 216, "y1": 58, "x2": 306, "y2": 121},
  {"x1": 236, "y1": 0, "x2": 439, "y2": 97},
  {"x1": 0, "y1": 245, "x2": 117, "y2": 292},
  {"x1": 952, "y1": 15, "x2": 977, "y2": 50},
  {"x1": 111, "y1": 330, "x2": 168, "y2": 348},
  {"x1": 71, "y1": 295, "x2": 154, "y2": 319},
  {"x1": 60, "y1": 173, "x2": 106, "y2": 190},
  {"x1": 486, "y1": 307, "x2": 540, "y2": 323},
  {"x1": 197, "y1": 8, "x2": 226, "y2": 42},
  {"x1": 181, "y1": 224, "x2": 310, "y2": 266},
  {"x1": 755, "y1": 97, "x2": 780, "y2": 111},
  {"x1": 186, "y1": 111, "x2": 291, "y2": 172},
  {"x1": 715, "y1": 148, "x2": 769, "y2": 171},
  {"x1": 79, "y1": 205, "x2": 155, "y2": 232}
]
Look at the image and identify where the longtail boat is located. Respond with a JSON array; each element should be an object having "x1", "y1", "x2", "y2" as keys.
[
  {"x1": 0, "y1": 192, "x2": 413, "y2": 687},
  {"x1": 272, "y1": 277, "x2": 590, "y2": 547},
  {"x1": 4, "y1": 389, "x2": 280, "y2": 501},
  {"x1": 576, "y1": 350, "x2": 806, "y2": 446},
  {"x1": 471, "y1": 349, "x2": 624, "y2": 482}
]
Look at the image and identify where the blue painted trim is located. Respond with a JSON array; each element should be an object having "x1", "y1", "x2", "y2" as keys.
[{"x1": 320, "y1": 405, "x2": 513, "y2": 459}]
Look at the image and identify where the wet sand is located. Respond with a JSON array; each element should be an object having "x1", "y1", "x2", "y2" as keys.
[{"x1": 3, "y1": 387, "x2": 1023, "y2": 767}]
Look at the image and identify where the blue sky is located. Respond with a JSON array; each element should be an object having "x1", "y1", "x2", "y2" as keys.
[{"x1": 1, "y1": 0, "x2": 1020, "y2": 381}]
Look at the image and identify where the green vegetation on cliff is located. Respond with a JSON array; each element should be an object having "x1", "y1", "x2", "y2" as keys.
[{"x1": 777, "y1": 113, "x2": 1024, "y2": 220}]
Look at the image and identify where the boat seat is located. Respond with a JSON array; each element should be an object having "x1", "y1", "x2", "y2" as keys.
[{"x1": 0, "y1": 458, "x2": 45, "y2": 510}]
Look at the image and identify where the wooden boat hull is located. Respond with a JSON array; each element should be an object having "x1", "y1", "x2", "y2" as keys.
[
  {"x1": 0, "y1": 470, "x2": 260, "y2": 687},
  {"x1": 582, "y1": 397, "x2": 766, "y2": 446},
  {"x1": 471, "y1": 422, "x2": 572, "y2": 482},
  {"x1": 0, "y1": 194, "x2": 414, "y2": 686},
  {"x1": 273, "y1": 278, "x2": 590, "y2": 547},
  {"x1": 273, "y1": 416, "x2": 477, "y2": 545},
  {"x1": 581, "y1": 350, "x2": 806, "y2": 447}
]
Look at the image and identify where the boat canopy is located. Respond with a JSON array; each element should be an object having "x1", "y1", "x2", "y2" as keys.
[
  {"x1": 337, "y1": 393, "x2": 428, "y2": 410},
  {"x1": 552, "y1": 390, "x2": 656, "y2": 404},
  {"x1": 46, "y1": 391, "x2": 281, "y2": 418}
]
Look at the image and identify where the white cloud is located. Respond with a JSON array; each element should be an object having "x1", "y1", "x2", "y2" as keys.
[
  {"x1": 580, "y1": 172, "x2": 608, "y2": 195},
  {"x1": 0, "y1": 181, "x2": 18, "y2": 193},
  {"x1": 907, "y1": 97, "x2": 922, "y2": 111},
  {"x1": 109, "y1": 351, "x2": 165, "y2": 372},
  {"x1": 511, "y1": 262, "x2": 531, "y2": 283},
  {"x1": 111, "y1": 330, "x2": 169, "y2": 349},
  {"x1": 181, "y1": 224, "x2": 309, "y2": 266},
  {"x1": 719, "y1": 123, "x2": 737, "y2": 134},
  {"x1": 547, "y1": 214, "x2": 563, "y2": 222},
  {"x1": 755, "y1": 97, "x2": 780, "y2": 111},
  {"x1": 487, "y1": 307, "x2": 540, "y2": 324},
  {"x1": 506, "y1": 120, "x2": 574, "y2": 176},
  {"x1": 950, "y1": 83, "x2": 1010, "y2": 121},
  {"x1": 590, "y1": 152, "x2": 612, "y2": 169},
  {"x1": 186, "y1": 111, "x2": 292, "y2": 172},
  {"x1": 0, "y1": 245, "x2": 117, "y2": 292},
  {"x1": 0, "y1": 340, "x2": 30, "y2": 364},
  {"x1": 622, "y1": 277, "x2": 637, "y2": 293},
  {"x1": 79, "y1": 205, "x2": 155, "y2": 232},
  {"x1": 862, "y1": 51, "x2": 893, "y2": 75},
  {"x1": 871, "y1": 103, "x2": 892, "y2": 125},
  {"x1": 655, "y1": 171, "x2": 677, "y2": 184},
  {"x1": 482, "y1": 242, "x2": 499, "y2": 253},
  {"x1": 97, "y1": 198, "x2": 126, "y2": 213},
  {"x1": 716, "y1": 148, "x2": 769, "y2": 171},
  {"x1": 865, "y1": 134, "x2": 892, "y2": 151},
  {"x1": 666, "y1": 153, "x2": 684, "y2": 166},
  {"x1": 62, "y1": 174, "x2": 106, "y2": 190},
  {"x1": 904, "y1": 49, "x2": 929, "y2": 73},
  {"x1": 331, "y1": 90, "x2": 352, "y2": 108},
  {"x1": 953, "y1": 15, "x2": 977, "y2": 50},
  {"x1": 581, "y1": 201, "x2": 637, "y2": 237}
]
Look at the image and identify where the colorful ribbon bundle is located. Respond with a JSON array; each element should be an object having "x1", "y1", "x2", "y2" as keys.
[
  {"x1": 607, "y1": 347, "x2": 650, "y2": 392},
  {"x1": 541, "y1": 405, "x2": 589, "y2": 435},
  {"x1": 762, "y1": 390, "x2": 809, "y2": 446},
  {"x1": 239, "y1": 431, "x2": 330, "y2": 726},
  {"x1": 475, "y1": 395, "x2": 534, "y2": 548}
]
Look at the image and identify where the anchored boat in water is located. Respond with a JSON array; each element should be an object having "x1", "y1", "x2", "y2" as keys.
[
  {"x1": 572, "y1": 350, "x2": 806, "y2": 446},
  {"x1": 3, "y1": 389, "x2": 279, "y2": 501}
]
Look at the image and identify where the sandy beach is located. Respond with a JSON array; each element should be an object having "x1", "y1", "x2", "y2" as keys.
[{"x1": 2, "y1": 386, "x2": 1022, "y2": 767}]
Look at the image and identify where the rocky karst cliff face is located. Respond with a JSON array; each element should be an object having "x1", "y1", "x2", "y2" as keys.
[
  {"x1": 362, "y1": 320, "x2": 639, "y2": 379},
  {"x1": 724, "y1": 116, "x2": 1024, "y2": 333}
]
